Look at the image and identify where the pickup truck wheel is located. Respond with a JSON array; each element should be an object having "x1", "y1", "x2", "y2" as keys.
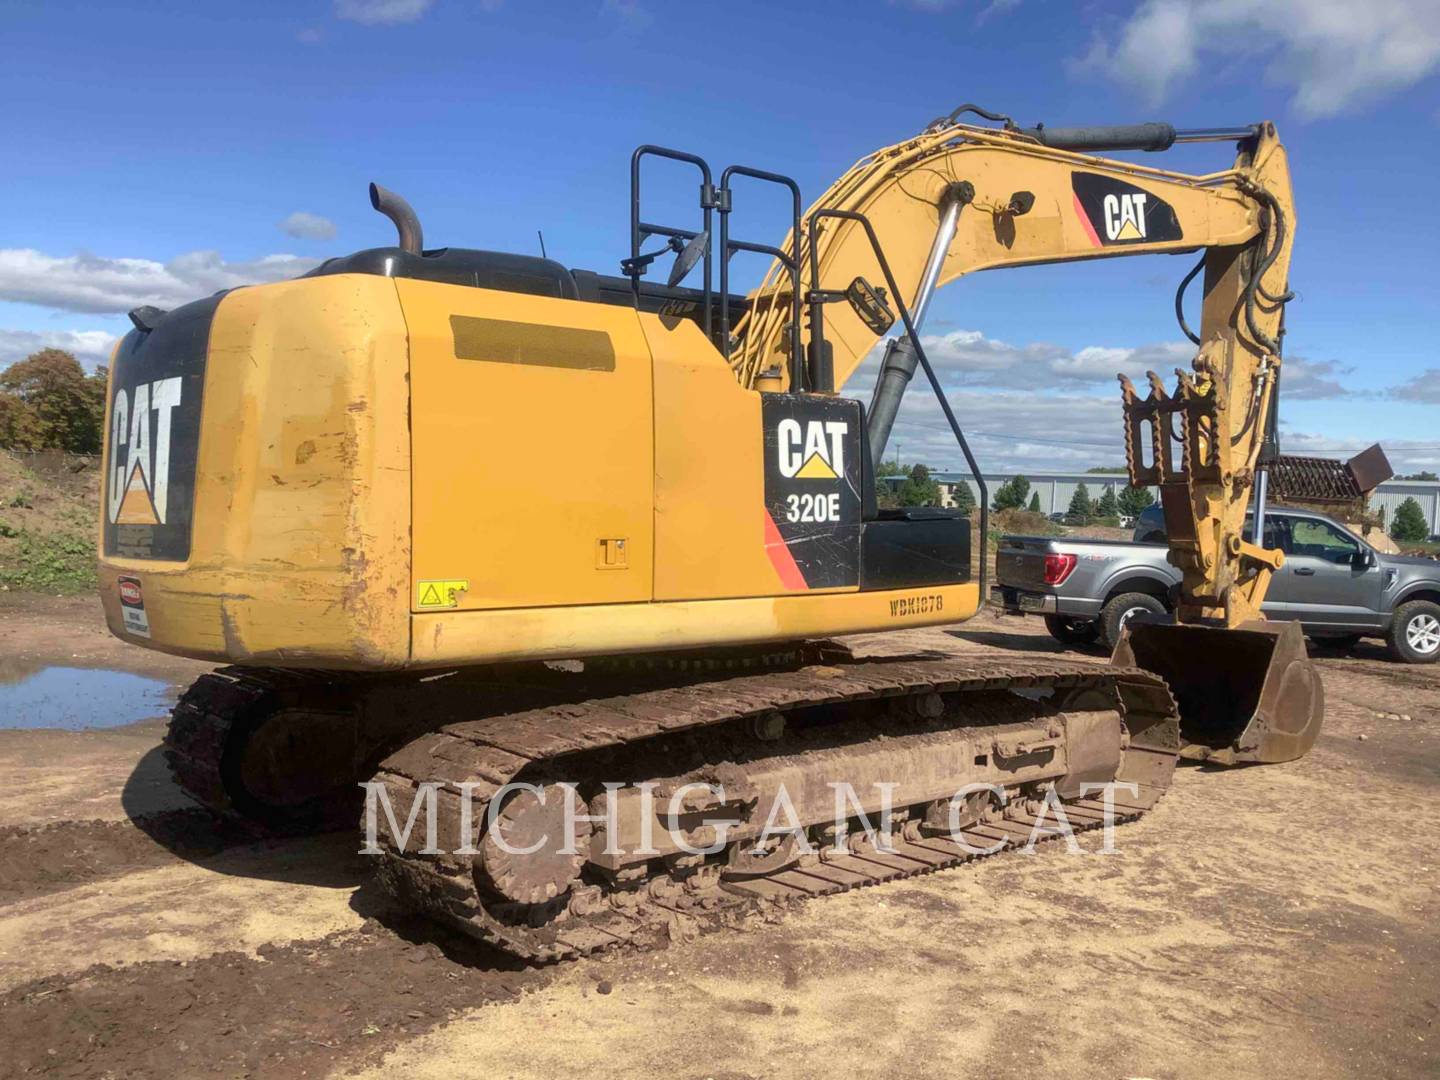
[
  {"x1": 1099, "y1": 592, "x2": 1166, "y2": 649},
  {"x1": 1043, "y1": 615, "x2": 1099, "y2": 646},
  {"x1": 1387, "y1": 600, "x2": 1440, "y2": 664}
]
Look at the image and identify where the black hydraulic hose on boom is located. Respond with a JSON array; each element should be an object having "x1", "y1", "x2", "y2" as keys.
[{"x1": 1017, "y1": 122, "x2": 1260, "y2": 153}]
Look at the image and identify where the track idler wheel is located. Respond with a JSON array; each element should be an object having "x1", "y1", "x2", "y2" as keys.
[
  {"x1": 480, "y1": 784, "x2": 590, "y2": 904},
  {"x1": 1113, "y1": 618, "x2": 1323, "y2": 765}
]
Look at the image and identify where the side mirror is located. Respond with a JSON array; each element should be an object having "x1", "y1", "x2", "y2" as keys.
[
  {"x1": 1352, "y1": 549, "x2": 1376, "y2": 570},
  {"x1": 666, "y1": 231, "x2": 709, "y2": 288},
  {"x1": 845, "y1": 276, "x2": 896, "y2": 334}
]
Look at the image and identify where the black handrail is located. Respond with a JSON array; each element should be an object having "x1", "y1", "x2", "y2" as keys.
[
  {"x1": 719, "y1": 164, "x2": 803, "y2": 389},
  {"x1": 806, "y1": 207, "x2": 990, "y2": 601},
  {"x1": 629, "y1": 145, "x2": 716, "y2": 343}
]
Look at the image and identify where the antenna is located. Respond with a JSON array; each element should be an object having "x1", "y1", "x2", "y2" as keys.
[{"x1": 537, "y1": 230, "x2": 548, "y2": 259}]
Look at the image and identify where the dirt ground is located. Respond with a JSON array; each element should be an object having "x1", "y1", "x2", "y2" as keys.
[{"x1": 0, "y1": 595, "x2": 1436, "y2": 1079}]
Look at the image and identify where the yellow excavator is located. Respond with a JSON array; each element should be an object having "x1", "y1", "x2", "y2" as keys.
[{"x1": 98, "y1": 104, "x2": 1322, "y2": 960}]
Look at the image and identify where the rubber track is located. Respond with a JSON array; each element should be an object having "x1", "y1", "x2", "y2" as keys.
[{"x1": 369, "y1": 655, "x2": 1179, "y2": 962}]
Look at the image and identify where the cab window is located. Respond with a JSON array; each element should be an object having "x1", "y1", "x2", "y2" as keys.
[{"x1": 1287, "y1": 517, "x2": 1360, "y2": 565}]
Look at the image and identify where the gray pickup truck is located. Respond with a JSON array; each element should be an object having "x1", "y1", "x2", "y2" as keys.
[{"x1": 993, "y1": 504, "x2": 1440, "y2": 663}]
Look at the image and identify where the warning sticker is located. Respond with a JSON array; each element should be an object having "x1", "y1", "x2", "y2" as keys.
[
  {"x1": 117, "y1": 575, "x2": 151, "y2": 638},
  {"x1": 416, "y1": 579, "x2": 469, "y2": 609}
]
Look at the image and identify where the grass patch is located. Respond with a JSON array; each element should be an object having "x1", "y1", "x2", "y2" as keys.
[{"x1": 0, "y1": 527, "x2": 96, "y2": 593}]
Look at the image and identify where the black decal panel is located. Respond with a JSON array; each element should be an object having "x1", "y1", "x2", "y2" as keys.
[
  {"x1": 761, "y1": 395, "x2": 862, "y2": 590},
  {"x1": 1072, "y1": 172, "x2": 1183, "y2": 247},
  {"x1": 102, "y1": 294, "x2": 221, "y2": 561}
]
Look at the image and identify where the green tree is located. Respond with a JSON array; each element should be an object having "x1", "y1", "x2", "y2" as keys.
[
  {"x1": 1399, "y1": 472, "x2": 1438, "y2": 481},
  {"x1": 1390, "y1": 497, "x2": 1430, "y2": 543},
  {"x1": 0, "y1": 394, "x2": 42, "y2": 450},
  {"x1": 1067, "y1": 482, "x2": 1094, "y2": 520},
  {"x1": 1117, "y1": 484, "x2": 1155, "y2": 518},
  {"x1": 992, "y1": 474, "x2": 1031, "y2": 511},
  {"x1": 1086, "y1": 466, "x2": 1128, "y2": 474},
  {"x1": 1095, "y1": 488, "x2": 1119, "y2": 518},
  {"x1": 1027, "y1": 491, "x2": 1041, "y2": 512},
  {"x1": 897, "y1": 463, "x2": 942, "y2": 507},
  {"x1": 949, "y1": 479, "x2": 976, "y2": 514},
  {"x1": 0, "y1": 350, "x2": 107, "y2": 453}
]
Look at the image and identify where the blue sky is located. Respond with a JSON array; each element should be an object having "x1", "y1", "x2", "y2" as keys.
[{"x1": 2, "y1": 0, "x2": 1437, "y2": 473}]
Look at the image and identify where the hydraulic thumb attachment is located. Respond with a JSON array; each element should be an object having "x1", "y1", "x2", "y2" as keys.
[{"x1": 1113, "y1": 619, "x2": 1324, "y2": 765}]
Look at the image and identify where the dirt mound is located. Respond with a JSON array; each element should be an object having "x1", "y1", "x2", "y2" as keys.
[
  {"x1": 0, "y1": 451, "x2": 100, "y2": 595},
  {"x1": 0, "y1": 811, "x2": 260, "y2": 904}
]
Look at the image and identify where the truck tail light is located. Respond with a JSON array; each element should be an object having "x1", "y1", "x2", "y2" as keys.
[{"x1": 1043, "y1": 552, "x2": 1078, "y2": 585}]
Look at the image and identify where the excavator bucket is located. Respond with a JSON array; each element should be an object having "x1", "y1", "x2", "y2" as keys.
[{"x1": 1112, "y1": 619, "x2": 1323, "y2": 765}]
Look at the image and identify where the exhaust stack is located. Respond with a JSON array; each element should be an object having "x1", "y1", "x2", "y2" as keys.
[{"x1": 368, "y1": 182, "x2": 424, "y2": 255}]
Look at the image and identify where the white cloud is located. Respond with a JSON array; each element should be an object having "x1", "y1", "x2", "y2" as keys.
[
  {"x1": 1282, "y1": 355, "x2": 1353, "y2": 399},
  {"x1": 859, "y1": 329, "x2": 1197, "y2": 391},
  {"x1": 602, "y1": 0, "x2": 651, "y2": 27},
  {"x1": 278, "y1": 211, "x2": 338, "y2": 241},
  {"x1": 1077, "y1": 0, "x2": 1440, "y2": 117},
  {"x1": 860, "y1": 328, "x2": 1355, "y2": 401},
  {"x1": 869, "y1": 385, "x2": 1130, "y2": 474},
  {"x1": 850, "y1": 327, "x2": 1364, "y2": 473},
  {"x1": 977, "y1": 0, "x2": 1021, "y2": 22},
  {"x1": 0, "y1": 329, "x2": 120, "y2": 371},
  {"x1": 0, "y1": 249, "x2": 319, "y2": 316},
  {"x1": 1391, "y1": 368, "x2": 1440, "y2": 403},
  {"x1": 334, "y1": 0, "x2": 433, "y2": 25},
  {"x1": 1283, "y1": 431, "x2": 1440, "y2": 473}
]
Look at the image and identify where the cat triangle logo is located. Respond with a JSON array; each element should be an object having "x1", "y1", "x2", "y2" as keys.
[
  {"x1": 1113, "y1": 218, "x2": 1142, "y2": 241},
  {"x1": 115, "y1": 461, "x2": 161, "y2": 526},
  {"x1": 795, "y1": 452, "x2": 838, "y2": 480}
]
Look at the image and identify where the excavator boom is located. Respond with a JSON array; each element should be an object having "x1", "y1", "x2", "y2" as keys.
[{"x1": 729, "y1": 110, "x2": 1320, "y2": 763}]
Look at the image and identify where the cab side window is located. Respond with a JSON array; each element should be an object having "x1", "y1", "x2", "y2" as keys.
[{"x1": 1288, "y1": 517, "x2": 1360, "y2": 565}]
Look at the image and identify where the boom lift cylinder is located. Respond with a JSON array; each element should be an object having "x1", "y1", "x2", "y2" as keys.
[{"x1": 867, "y1": 187, "x2": 966, "y2": 466}]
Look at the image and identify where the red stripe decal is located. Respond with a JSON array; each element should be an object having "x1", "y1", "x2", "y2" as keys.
[
  {"x1": 1074, "y1": 192, "x2": 1102, "y2": 247},
  {"x1": 763, "y1": 511, "x2": 809, "y2": 591}
]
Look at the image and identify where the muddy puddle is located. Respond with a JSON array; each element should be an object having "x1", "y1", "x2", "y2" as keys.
[{"x1": 0, "y1": 666, "x2": 174, "y2": 729}]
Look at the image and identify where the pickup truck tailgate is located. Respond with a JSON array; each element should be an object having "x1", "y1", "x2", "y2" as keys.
[{"x1": 996, "y1": 537, "x2": 1054, "y2": 590}]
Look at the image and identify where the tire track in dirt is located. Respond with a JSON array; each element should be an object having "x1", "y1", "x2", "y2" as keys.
[{"x1": 0, "y1": 918, "x2": 545, "y2": 1080}]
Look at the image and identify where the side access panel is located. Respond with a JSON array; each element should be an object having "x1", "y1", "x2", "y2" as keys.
[{"x1": 403, "y1": 282, "x2": 654, "y2": 612}]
